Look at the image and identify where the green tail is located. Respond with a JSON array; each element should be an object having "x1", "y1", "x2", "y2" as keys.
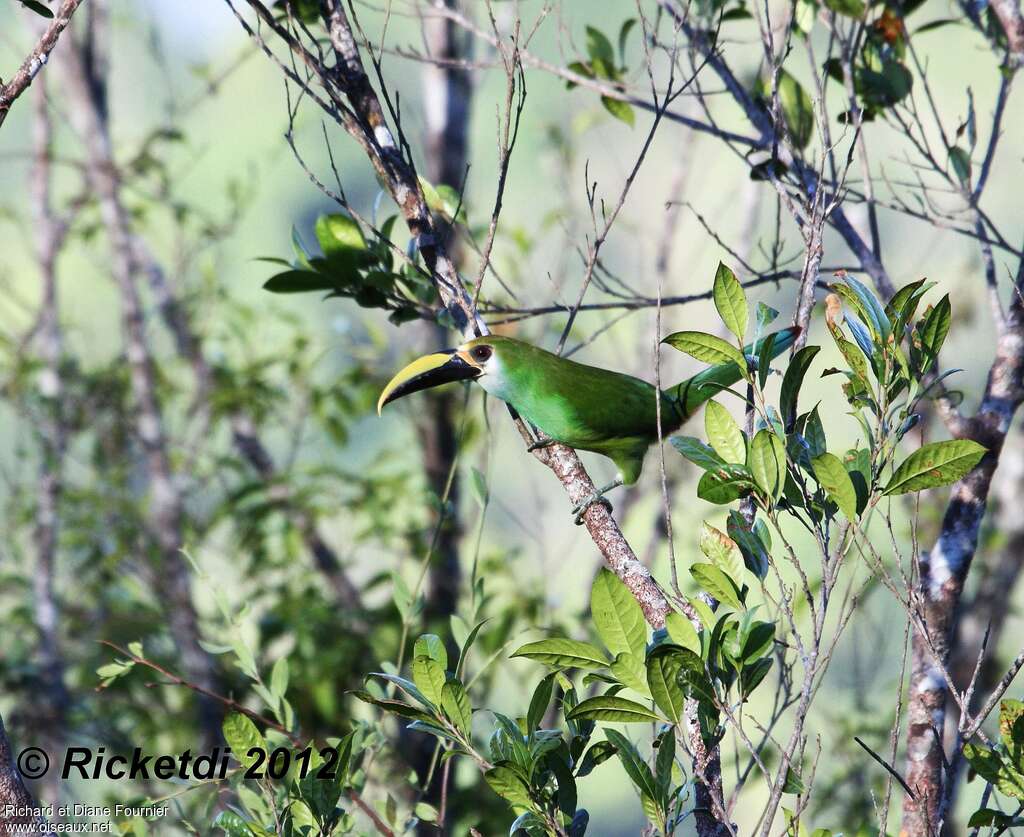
[{"x1": 667, "y1": 326, "x2": 800, "y2": 419}]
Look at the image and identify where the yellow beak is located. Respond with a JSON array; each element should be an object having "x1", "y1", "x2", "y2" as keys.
[{"x1": 377, "y1": 350, "x2": 480, "y2": 415}]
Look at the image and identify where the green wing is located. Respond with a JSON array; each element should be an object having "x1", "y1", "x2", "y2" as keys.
[{"x1": 666, "y1": 326, "x2": 799, "y2": 418}]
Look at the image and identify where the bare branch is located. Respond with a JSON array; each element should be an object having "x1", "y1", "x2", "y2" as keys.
[{"x1": 0, "y1": 0, "x2": 84, "y2": 130}]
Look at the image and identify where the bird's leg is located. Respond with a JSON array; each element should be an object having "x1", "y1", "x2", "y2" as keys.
[
  {"x1": 572, "y1": 478, "x2": 624, "y2": 526},
  {"x1": 527, "y1": 435, "x2": 556, "y2": 452}
]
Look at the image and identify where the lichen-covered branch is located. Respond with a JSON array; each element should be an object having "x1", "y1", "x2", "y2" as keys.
[
  {"x1": 228, "y1": 0, "x2": 671, "y2": 628},
  {"x1": 902, "y1": 284, "x2": 1024, "y2": 833},
  {"x1": 0, "y1": 0, "x2": 84, "y2": 130},
  {"x1": 0, "y1": 711, "x2": 50, "y2": 834}
]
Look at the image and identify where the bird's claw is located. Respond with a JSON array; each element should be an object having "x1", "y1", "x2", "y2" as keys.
[
  {"x1": 572, "y1": 492, "x2": 613, "y2": 525},
  {"x1": 527, "y1": 436, "x2": 555, "y2": 452}
]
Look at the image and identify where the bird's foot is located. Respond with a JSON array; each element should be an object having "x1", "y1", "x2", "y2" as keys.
[
  {"x1": 527, "y1": 436, "x2": 556, "y2": 452},
  {"x1": 572, "y1": 491, "x2": 613, "y2": 525}
]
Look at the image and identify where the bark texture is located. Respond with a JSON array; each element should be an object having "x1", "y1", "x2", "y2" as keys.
[
  {"x1": 902, "y1": 299, "x2": 1024, "y2": 834},
  {"x1": 0, "y1": 0, "x2": 83, "y2": 129},
  {"x1": 0, "y1": 713, "x2": 50, "y2": 834}
]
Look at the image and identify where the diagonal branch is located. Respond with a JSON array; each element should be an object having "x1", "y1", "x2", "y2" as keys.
[
  {"x1": 0, "y1": 0, "x2": 84, "y2": 130},
  {"x1": 990, "y1": 0, "x2": 1024, "y2": 66},
  {"x1": 228, "y1": 0, "x2": 672, "y2": 628}
]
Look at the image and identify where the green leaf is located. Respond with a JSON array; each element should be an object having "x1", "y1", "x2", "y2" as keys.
[
  {"x1": 469, "y1": 467, "x2": 488, "y2": 509},
  {"x1": 782, "y1": 765, "x2": 806, "y2": 794},
  {"x1": 433, "y1": 184, "x2": 467, "y2": 222},
  {"x1": 270, "y1": 657, "x2": 289, "y2": 702},
  {"x1": 697, "y1": 468, "x2": 753, "y2": 505},
  {"x1": 646, "y1": 646, "x2": 687, "y2": 724},
  {"x1": 690, "y1": 563, "x2": 743, "y2": 610},
  {"x1": 670, "y1": 436, "x2": 728, "y2": 471},
  {"x1": 662, "y1": 331, "x2": 748, "y2": 374},
  {"x1": 604, "y1": 729, "x2": 660, "y2": 801},
  {"x1": 353, "y1": 690, "x2": 434, "y2": 722},
  {"x1": 780, "y1": 346, "x2": 820, "y2": 430},
  {"x1": 655, "y1": 729, "x2": 675, "y2": 797},
  {"x1": 757, "y1": 333, "x2": 778, "y2": 389},
  {"x1": 748, "y1": 429, "x2": 787, "y2": 499},
  {"x1": 686, "y1": 596, "x2": 717, "y2": 631},
  {"x1": 741, "y1": 655, "x2": 770, "y2": 696},
  {"x1": 699, "y1": 522, "x2": 743, "y2": 581},
  {"x1": 590, "y1": 569, "x2": 647, "y2": 658},
  {"x1": 566, "y1": 695, "x2": 664, "y2": 724},
  {"x1": 811, "y1": 453, "x2": 858, "y2": 520},
  {"x1": 964, "y1": 743, "x2": 1024, "y2": 799},
  {"x1": 713, "y1": 262, "x2": 748, "y2": 341},
  {"x1": 967, "y1": 809, "x2": 1019, "y2": 832},
  {"x1": 315, "y1": 213, "x2": 366, "y2": 254},
  {"x1": 412, "y1": 655, "x2": 446, "y2": 707},
  {"x1": 919, "y1": 295, "x2": 952, "y2": 360},
  {"x1": 213, "y1": 811, "x2": 261, "y2": 837},
  {"x1": 794, "y1": 0, "x2": 816, "y2": 33},
  {"x1": 415, "y1": 802, "x2": 439, "y2": 823},
  {"x1": 856, "y1": 59, "x2": 913, "y2": 108},
  {"x1": 740, "y1": 657, "x2": 773, "y2": 698},
  {"x1": 601, "y1": 96, "x2": 635, "y2": 126},
  {"x1": 485, "y1": 763, "x2": 533, "y2": 809},
  {"x1": 915, "y1": 18, "x2": 962, "y2": 33},
  {"x1": 963, "y1": 742, "x2": 1003, "y2": 785},
  {"x1": 756, "y1": 302, "x2": 780, "y2": 333},
  {"x1": 665, "y1": 612, "x2": 701, "y2": 655},
  {"x1": 844, "y1": 275, "x2": 891, "y2": 340},
  {"x1": 527, "y1": 672, "x2": 556, "y2": 732},
  {"x1": 262, "y1": 270, "x2": 338, "y2": 294},
  {"x1": 1000, "y1": 699, "x2": 1024, "y2": 760},
  {"x1": 511, "y1": 638, "x2": 609, "y2": 669},
  {"x1": 440, "y1": 680, "x2": 473, "y2": 737},
  {"x1": 886, "y1": 278, "x2": 928, "y2": 323},
  {"x1": 576, "y1": 740, "x2": 618, "y2": 777},
  {"x1": 222, "y1": 714, "x2": 265, "y2": 769},
  {"x1": 727, "y1": 511, "x2": 769, "y2": 579},
  {"x1": 705, "y1": 401, "x2": 746, "y2": 464},
  {"x1": 777, "y1": 70, "x2": 816, "y2": 149},
  {"x1": 949, "y1": 146, "x2": 971, "y2": 185},
  {"x1": 415, "y1": 634, "x2": 448, "y2": 670},
  {"x1": 417, "y1": 176, "x2": 443, "y2": 217},
  {"x1": 96, "y1": 661, "x2": 134, "y2": 680},
  {"x1": 610, "y1": 652, "x2": 651, "y2": 696},
  {"x1": 676, "y1": 647, "x2": 717, "y2": 706},
  {"x1": 741, "y1": 621, "x2": 776, "y2": 661},
  {"x1": 585, "y1": 26, "x2": 616, "y2": 69},
  {"x1": 368, "y1": 672, "x2": 433, "y2": 707},
  {"x1": 618, "y1": 18, "x2": 636, "y2": 62},
  {"x1": 823, "y1": 0, "x2": 865, "y2": 17},
  {"x1": 883, "y1": 439, "x2": 986, "y2": 495}
]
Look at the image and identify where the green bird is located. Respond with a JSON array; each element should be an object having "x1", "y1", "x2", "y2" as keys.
[{"x1": 378, "y1": 327, "x2": 799, "y2": 522}]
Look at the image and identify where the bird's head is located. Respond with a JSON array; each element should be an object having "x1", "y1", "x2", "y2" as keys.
[{"x1": 377, "y1": 336, "x2": 510, "y2": 414}]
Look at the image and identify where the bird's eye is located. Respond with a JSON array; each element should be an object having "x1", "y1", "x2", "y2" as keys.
[{"x1": 471, "y1": 345, "x2": 493, "y2": 363}]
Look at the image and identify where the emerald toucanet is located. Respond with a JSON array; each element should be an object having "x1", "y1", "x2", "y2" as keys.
[{"x1": 378, "y1": 328, "x2": 798, "y2": 521}]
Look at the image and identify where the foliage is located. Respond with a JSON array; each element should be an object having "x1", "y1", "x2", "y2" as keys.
[
  {"x1": 3, "y1": 0, "x2": 1021, "y2": 833},
  {"x1": 260, "y1": 213, "x2": 433, "y2": 325},
  {"x1": 964, "y1": 700, "x2": 1024, "y2": 834}
]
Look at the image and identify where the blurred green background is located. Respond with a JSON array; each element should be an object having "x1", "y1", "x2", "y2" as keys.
[{"x1": 0, "y1": 0, "x2": 1022, "y2": 833}]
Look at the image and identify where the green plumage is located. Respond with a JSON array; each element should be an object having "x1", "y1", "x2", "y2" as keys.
[{"x1": 469, "y1": 328, "x2": 797, "y2": 485}]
